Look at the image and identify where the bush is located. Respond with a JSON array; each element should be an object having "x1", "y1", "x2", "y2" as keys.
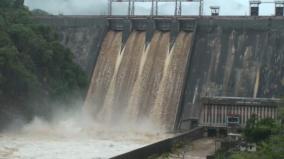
[{"x1": 244, "y1": 115, "x2": 279, "y2": 143}]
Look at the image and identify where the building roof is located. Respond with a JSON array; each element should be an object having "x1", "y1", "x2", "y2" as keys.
[
  {"x1": 201, "y1": 96, "x2": 282, "y2": 106},
  {"x1": 228, "y1": 133, "x2": 242, "y2": 136}
]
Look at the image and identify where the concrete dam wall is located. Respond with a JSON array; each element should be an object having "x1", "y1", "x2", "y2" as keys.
[
  {"x1": 35, "y1": 16, "x2": 284, "y2": 130},
  {"x1": 34, "y1": 16, "x2": 108, "y2": 77},
  {"x1": 182, "y1": 18, "x2": 284, "y2": 120}
]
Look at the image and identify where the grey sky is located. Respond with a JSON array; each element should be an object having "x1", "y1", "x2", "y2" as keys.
[{"x1": 24, "y1": 0, "x2": 275, "y2": 16}]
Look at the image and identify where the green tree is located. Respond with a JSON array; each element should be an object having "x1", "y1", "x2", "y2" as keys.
[
  {"x1": 13, "y1": 0, "x2": 24, "y2": 8},
  {"x1": 31, "y1": 9, "x2": 50, "y2": 16},
  {"x1": 0, "y1": 0, "x2": 24, "y2": 8},
  {"x1": 0, "y1": 1, "x2": 87, "y2": 128},
  {"x1": 229, "y1": 100, "x2": 284, "y2": 159},
  {"x1": 244, "y1": 115, "x2": 279, "y2": 143},
  {"x1": 0, "y1": 0, "x2": 13, "y2": 8},
  {"x1": 229, "y1": 134, "x2": 284, "y2": 159}
]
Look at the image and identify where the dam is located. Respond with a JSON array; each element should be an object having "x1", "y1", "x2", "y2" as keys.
[
  {"x1": 0, "y1": 1, "x2": 282, "y2": 158},
  {"x1": 0, "y1": 1, "x2": 283, "y2": 159},
  {"x1": 35, "y1": 16, "x2": 284, "y2": 131}
]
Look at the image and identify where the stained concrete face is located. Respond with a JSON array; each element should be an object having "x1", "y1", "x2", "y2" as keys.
[
  {"x1": 34, "y1": 16, "x2": 108, "y2": 78},
  {"x1": 182, "y1": 18, "x2": 284, "y2": 119}
]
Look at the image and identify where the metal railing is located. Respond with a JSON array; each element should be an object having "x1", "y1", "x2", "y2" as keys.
[{"x1": 108, "y1": 0, "x2": 203, "y2": 16}]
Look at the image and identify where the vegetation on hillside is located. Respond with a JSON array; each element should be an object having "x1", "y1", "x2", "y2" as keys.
[
  {"x1": 31, "y1": 9, "x2": 50, "y2": 16},
  {"x1": 227, "y1": 100, "x2": 284, "y2": 159},
  {"x1": 244, "y1": 114, "x2": 280, "y2": 143},
  {"x1": 0, "y1": 0, "x2": 87, "y2": 128}
]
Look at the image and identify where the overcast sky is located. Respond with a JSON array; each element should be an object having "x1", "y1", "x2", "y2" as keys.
[{"x1": 24, "y1": 0, "x2": 275, "y2": 16}]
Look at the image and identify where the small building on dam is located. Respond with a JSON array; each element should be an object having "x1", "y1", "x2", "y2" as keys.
[
  {"x1": 199, "y1": 97, "x2": 280, "y2": 134},
  {"x1": 34, "y1": 15, "x2": 284, "y2": 132}
]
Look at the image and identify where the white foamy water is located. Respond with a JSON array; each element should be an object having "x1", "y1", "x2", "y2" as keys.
[
  {"x1": 0, "y1": 135, "x2": 144, "y2": 159},
  {"x1": 0, "y1": 117, "x2": 171, "y2": 159}
]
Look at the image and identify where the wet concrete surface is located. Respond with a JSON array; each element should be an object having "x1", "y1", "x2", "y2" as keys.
[{"x1": 156, "y1": 138, "x2": 220, "y2": 159}]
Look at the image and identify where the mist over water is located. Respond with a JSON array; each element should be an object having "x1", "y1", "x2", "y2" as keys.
[
  {"x1": 0, "y1": 105, "x2": 170, "y2": 159},
  {"x1": 0, "y1": 89, "x2": 173, "y2": 159}
]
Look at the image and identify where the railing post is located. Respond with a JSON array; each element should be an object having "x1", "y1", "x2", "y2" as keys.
[
  {"x1": 131, "y1": 0, "x2": 135, "y2": 16},
  {"x1": 108, "y1": 0, "x2": 112, "y2": 16}
]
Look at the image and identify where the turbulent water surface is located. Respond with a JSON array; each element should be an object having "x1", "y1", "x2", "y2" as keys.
[
  {"x1": 0, "y1": 117, "x2": 171, "y2": 159},
  {"x1": 0, "y1": 135, "x2": 143, "y2": 159}
]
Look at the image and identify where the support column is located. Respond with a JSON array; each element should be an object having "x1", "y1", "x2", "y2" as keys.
[
  {"x1": 248, "y1": 106, "x2": 251, "y2": 120},
  {"x1": 239, "y1": 106, "x2": 242, "y2": 125},
  {"x1": 247, "y1": 106, "x2": 251, "y2": 121},
  {"x1": 204, "y1": 105, "x2": 208, "y2": 124},
  {"x1": 131, "y1": 0, "x2": 135, "y2": 16},
  {"x1": 224, "y1": 106, "x2": 227, "y2": 126},
  {"x1": 263, "y1": 106, "x2": 266, "y2": 118},
  {"x1": 275, "y1": 107, "x2": 278, "y2": 119},
  {"x1": 263, "y1": 106, "x2": 267, "y2": 118},
  {"x1": 217, "y1": 105, "x2": 222, "y2": 125},
  {"x1": 151, "y1": 0, "x2": 154, "y2": 16},
  {"x1": 265, "y1": 107, "x2": 268, "y2": 118},
  {"x1": 155, "y1": 0, "x2": 158, "y2": 16},
  {"x1": 178, "y1": 0, "x2": 182, "y2": 16},
  {"x1": 243, "y1": 106, "x2": 246, "y2": 125},
  {"x1": 214, "y1": 105, "x2": 218, "y2": 125},
  {"x1": 211, "y1": 105, "x2": 214, "y2": 126},
  {"x1": 242, "y1": 106, "x2": 245, "y2": 126},
  {"x1": 215, "y1": 105, "x2": 218, "y2": 124},
  {"x1": 245, "y1": 106, "x2": 248, "y2": 125},
  {"x1": 244, "y1": 106, "x2": 247, "y2": 124},
  {"x1": 259, "y1": 106, "x2": 262, "y2": 119},
  {"x1": 272, "y1": 107, "x2": 275, "y2": 119},
  {"x1": 237, "y1": 106, "x2": 240, "y2": 125},
  {"x1": 256, "y1": 106, "x2": 258, "y2": 117},
  {"x1": 174, "y1": 0, "x2": 178, "y2": 16},
  {"x1": 261, "y1": 106, "x2": 264, "y2": 119},
  {"x1": 128, "y1": 0, "x2": 131, "y2": 16},
  {"x1": 216, "y1": 105, "x2": 218, "y2": 125},
  {"x1": 213, "y1": 105, "x2": 216, "y2": 125},
  {"x1": 273, "y1": 107, "x2": 277, "y2": 119},
  {"x1": 200, "y1": 105, "x2": 205, "y2": 125},
  {"x1": 221, "y1": 106, "x2": 224, "y2": 126},
  {"x1": 199, "y1": 0, "x2": 204, "y2": 16},
  {"x1": 262, "y1": 106, "x2": 264, "y2": 117},
  {"x1": 237, "y1": 105, "x2": 240, "y2": 116},
  {"x1": 271, "y1": 107, "x2": 274, "y2": 118},
  {"x1": 108, "y1": 0, "x2": 112, "y2": 16}
]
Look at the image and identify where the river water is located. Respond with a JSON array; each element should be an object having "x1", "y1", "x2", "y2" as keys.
[{"x1": 0, "y1": 116, "x2": 170, "y2": 159}]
